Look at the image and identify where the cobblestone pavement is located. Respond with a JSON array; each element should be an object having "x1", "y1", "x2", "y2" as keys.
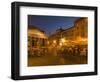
[{"x1": 28, "y1": 54, "x2": 87, "y2": 66}]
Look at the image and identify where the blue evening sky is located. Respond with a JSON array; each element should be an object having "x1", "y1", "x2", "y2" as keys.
[{"x1": 28, "y1": 15, "x2": 80, "y2": 36}]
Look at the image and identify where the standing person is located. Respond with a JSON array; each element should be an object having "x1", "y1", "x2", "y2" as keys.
[
  {"x1": 74, "y1": 45, "x2": 80, "y2": 56},
  {"x1": 68, "y1": 47, "x2": 73, "y2": 55}
]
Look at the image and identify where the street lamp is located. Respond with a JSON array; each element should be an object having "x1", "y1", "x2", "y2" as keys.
[
  {"x1": 59, "y1": 42, "x2": 63, "y2": 46},
  {"x1": 61, "y1": 38, "x2": 66, "y2": 43},
  {"x1": 59, "y1": 38, "x2": 66, "y2": 46},
  {"x1": 53, "y1": 40, "x2": 56, "y2": 44}
]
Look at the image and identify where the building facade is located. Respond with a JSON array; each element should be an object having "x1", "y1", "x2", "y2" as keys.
[
  {"x1": 48, "y1": 17, "x2": 88, "y2": 46},
  {"x1": 28, "y1": 25, "x2": 48, "y2": 56},
  {"x1": 75, "y1": 18, "x2": 88, "y2": 38}
]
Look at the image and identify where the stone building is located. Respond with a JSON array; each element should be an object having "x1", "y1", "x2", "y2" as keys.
[
  {"x1": 74, "y1": 18, "x2": 88, "y2": 38},
  {"x1": 28, "y1": 25, "x2": 48, "y2": 56},
  {"x1": 62, "y1": 26, "x2": 75, "y2": 40},
  {"x1": 48, "y1": 17, "x2": 88, "y2": 46}
]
